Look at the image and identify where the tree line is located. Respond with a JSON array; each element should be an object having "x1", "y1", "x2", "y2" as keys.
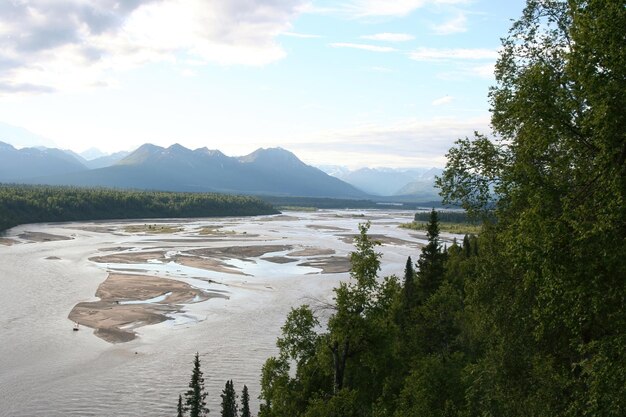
[{"x1": 0, "y1": 184, "x2": 279, "y2": 233}]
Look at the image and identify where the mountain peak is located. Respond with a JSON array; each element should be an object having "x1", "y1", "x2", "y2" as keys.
[
  {"x1": 0, "y1": 141, "x2": 16, "y2": 151},
  {"x1": 167, "y1": 143, "x2": 189, "y2": 152},
  {"x1": 239, "y1": 147, "x2": 302, "y2": 166},
  {"x1": 117, "y1": 143, "x2": 163, "y2": 165}
]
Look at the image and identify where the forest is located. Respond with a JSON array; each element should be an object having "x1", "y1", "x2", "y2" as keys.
[
  {"x1": 0, "y1": 184, "x2": 278, "y2": 233},
  {"x1": 177, "y1": 1, "x2": 625, "y2": 416}
]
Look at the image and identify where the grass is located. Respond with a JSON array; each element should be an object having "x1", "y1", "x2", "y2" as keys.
[
  {"x1": 400, "y1": 221, "x2": 482, "y2": 235},
  {"x1": 124, "y1": 224, "x2": 183, "y2": 234},
  {"x1": 196, "y1": 226, "x2": 236, "y2": 235}
]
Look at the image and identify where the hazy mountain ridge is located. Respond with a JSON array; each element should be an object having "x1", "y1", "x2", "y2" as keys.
[
  {"x1": 320, "y1": 165, "x2": 443, "y2": 198},
  {"x1": 0, "y1": 141, "x2": 88, "y2": 181},
  {"x1": 0, "y1": 141, "x2": 367, "y2": 199}
]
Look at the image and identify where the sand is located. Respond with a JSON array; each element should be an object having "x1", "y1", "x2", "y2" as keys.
[
  {"x1": 300, "y1": 256, "x2": 352, "y2": 274},
  {"x1": 288, "y1": 247, "x2": 336, "y2": 257},
  {"x1": 187, "y1": 244, "x2": 293, "y2": 260},
  {"x1": 263, "y1": 256, "x2": 297, "y2": 264},
  {"x1": 175, "y1": 255, "x2": 248, "y2": 275},
  {"x1": 306, "y1": 224, "x2": 349, "y2": 231},
  {"x1": 0, "y1": 237, "x2": 18, "y2": 246},
  {"x1": 18, "y1": 231, "x2": 72, "y2": 242},
  {"x1": 89, "y1": 251, "x2": 167, "y2": 264},
  {"x1": 68, "y1": 273, "x2": 222, "y2": 343}
]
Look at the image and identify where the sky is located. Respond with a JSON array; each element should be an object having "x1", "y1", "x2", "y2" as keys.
[{"x1": 0, "y1": 0, "x2": 526, "y2": 168}]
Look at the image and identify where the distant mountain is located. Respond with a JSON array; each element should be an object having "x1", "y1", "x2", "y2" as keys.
[
  {"x1": 0, "y1": 122, "x2": 57, "y2": 148},
  {"x1": 0, "y1": 141, "x2": 87, "y2": 182},
  {"x1": 84, "y1": 151, "x2": 131, "y2": 169},
  {"x1": 320, "y1": 166, "x2": 443, "y2": 199},
  {"x1": 20, "y1": 144, "x2": 366, "y2": 199},
  {"x1": 79, "y1": 147, "x2": 107, "y2": 160}
]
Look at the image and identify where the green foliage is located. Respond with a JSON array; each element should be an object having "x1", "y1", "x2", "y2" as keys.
[
  {"x1": 240, "y1": 385, "x2": 251, "y2": 417},
  {"x1": 413, "y1": 210, "x2": 476, "y2": 224},
  {"x1": 185, "y1": 353, "x2": 209, "y2": 417},
  {"x1": 221, "y1": 380, "x2": 238, "y2": 417},
  {"x1": 257, "y1": 2, "x2": 624, "y2": 416},
  {"x1": 0, "y1": 184, "x2": 278, "y2": 233},
  {"x1": 434, "y1": 0, "x2": 626, "y2": 415},
  {"x1": 399, "y1": 221, "x2": 482, "y2": 235}
]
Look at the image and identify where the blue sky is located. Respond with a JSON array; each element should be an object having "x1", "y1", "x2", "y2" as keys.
[{"x1": 0, "y1": 0, "x2": 526, "y2": 168}]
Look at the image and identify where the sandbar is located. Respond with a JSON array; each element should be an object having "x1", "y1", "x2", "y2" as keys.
[
  {"x1": 187, "y1": 245, "x2": 292, "y2": 260},
  {"x1": 300, "y1": 256, "x2": 351, "y2": 274},
  {"x1": 288, "y1": 247, "x2": 336, "y2": 257},
  {"x1": 89, "y1": 251, "x2": 167, "y2": 264},
  {"x1": 175, "y1": 255, "x2": 248, "y2": 275},
  {"x1": 18, "y1": 231, "x2": 72, "y2": 242},
  {"x1": 0, "y1": 238, "x2": 18, "y2": 246},
  {"x1": 338, "y1": 233, "x2": 418, "y2": 247},
  {"x1": 68, "y1": 273, "x2": 222, "y2": 343}
]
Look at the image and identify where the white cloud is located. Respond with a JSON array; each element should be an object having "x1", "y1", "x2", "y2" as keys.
[
  {"x1": 436, "y1": 63, "x2": 496, "y2": 81},
  {"x1": 281, "y1": 32, "x2": 322, "y2": 39},
  {"x1": 343, "y1": 0, "x2": 470, "y2": 18},
  {"x1": 330, "y1": 43, "x2": 397, "y2": 52},
  {"x1": 292, "y1": 116, "x2": 490, "y2": 168},
  {"x1": 0, "y1": 0, "x2": 307, "y2": 94},
  {"x1": 361, "y1": 32, "x2": 415, "y2": 42},
  {"x1": 432, "y1": 13, "x2": 467, "y2": 35},
  {"x1": 409, "y1": 47, "x2": 498, "y2": 61},
  {"x1": 432, "y1": 95, "x2": 453, "y2": 106}
]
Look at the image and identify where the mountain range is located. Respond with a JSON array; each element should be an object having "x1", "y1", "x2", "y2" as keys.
[
  {"x1": 0, "y1": 141, "x2": 367, "y2": 199},
  {"x1": 0, "y1": 140, "x2": 443, "y2": 201},
  {"x1": 319, "y1": 165, "x2": 443, "y2": 200}
]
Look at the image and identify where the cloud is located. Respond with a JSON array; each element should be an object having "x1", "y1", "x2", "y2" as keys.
[
  {"x1": 330, "y1": 43, "x2": 397, "y2": 52},
  {"x1": 343, "y1": 0, "x2": 470, "y2": 18},
  {"x1": 281, "y1": 32, "x2": 322, "y2": 39},
  {"x1": 436, "y1": 63, "x2": 496, "y2": 81},
  {"x1": 0, "y1": 0, "x2": 307, "y2": 94},
  {"x1": 431, "y1": 13, "x2": 467, "y2": 35},
  {"x1": 361, "y1": 33, "x2": 415, "y2": 42},
  {"x1": 292, "y1": 116, "x2": 490, "y2": 168},
  {"x1": 432, "y1": 95, "x2": 453, "y2": 106},
  {"x1": 409, "y1": 47, "x2": 498, "y2": 61}
]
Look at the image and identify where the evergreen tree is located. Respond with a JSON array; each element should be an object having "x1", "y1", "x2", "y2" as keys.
[
  {"x1": 240, "y1": 385, "x2": 251, "y2": 417},
  {"x1": 416, "y1": 209, "x2": 445, "y2": 299},
  {"x1": 177, "y1": 394, "x2": 184, "y2": 417},
  {"x1": 185, "y1": 352, "x2": 209, "y2": 417},
  {"x1": 462, "y1": 234, "x2": 471, "y2": 258},
  {"x1": 401, "y1": 256, "x2": 416, "y2": 310},
  {"x1": 220, "y1": 380, "x2": 237, "y2": 417}
]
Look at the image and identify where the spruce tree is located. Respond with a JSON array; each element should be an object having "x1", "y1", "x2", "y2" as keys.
[
  {"x1": 416, "y1": 209, "x2": 445, "y2": 299},
  {"x1": 240, "y1": 385, "x2": 251, "y2": 417},
  {"x1": 185, "y1": 352, "x2": 209, "y2": 417},
  {"x1": 399, "y1": 256, "x2": 418, "y2": 328},
  {"x1": 177, "y1": 394, "x2": 185, "y2": 417},
  {"x1": 462, "y1": 234, "x2": 471, "y2": 258},
  {"x1": 220, "y1": 379, "x2": 237, "y2": 417}
]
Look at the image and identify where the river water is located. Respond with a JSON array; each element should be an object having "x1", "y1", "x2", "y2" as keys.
[{"x1": 0, "y1": 210, "x2": 447, "y2": 416}]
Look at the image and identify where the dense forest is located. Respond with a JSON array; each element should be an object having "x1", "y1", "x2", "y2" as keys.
[
  {"x1": 233, "y1": 1, "x2": 625, "y2": 416},
  {"x1": 0, "y1": 184, "x2": 278, "y2": 233}
]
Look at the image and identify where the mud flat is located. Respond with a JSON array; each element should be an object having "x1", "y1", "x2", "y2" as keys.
[
  {"x1": 68, "y1": 273, "x2": 222, "y2": 343},
  {"x1": 0, "y1": 237, "x2": 18, "y2": 245},
  {"x1": 187, "y1": 244, "x2": 293, "y2": 260},
  {"x1": 89, "y1": 250, "x2": 167, "y2": 264},
  {"x1": 18, "y1": 231, "x2": 72, "y2": 242}
]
